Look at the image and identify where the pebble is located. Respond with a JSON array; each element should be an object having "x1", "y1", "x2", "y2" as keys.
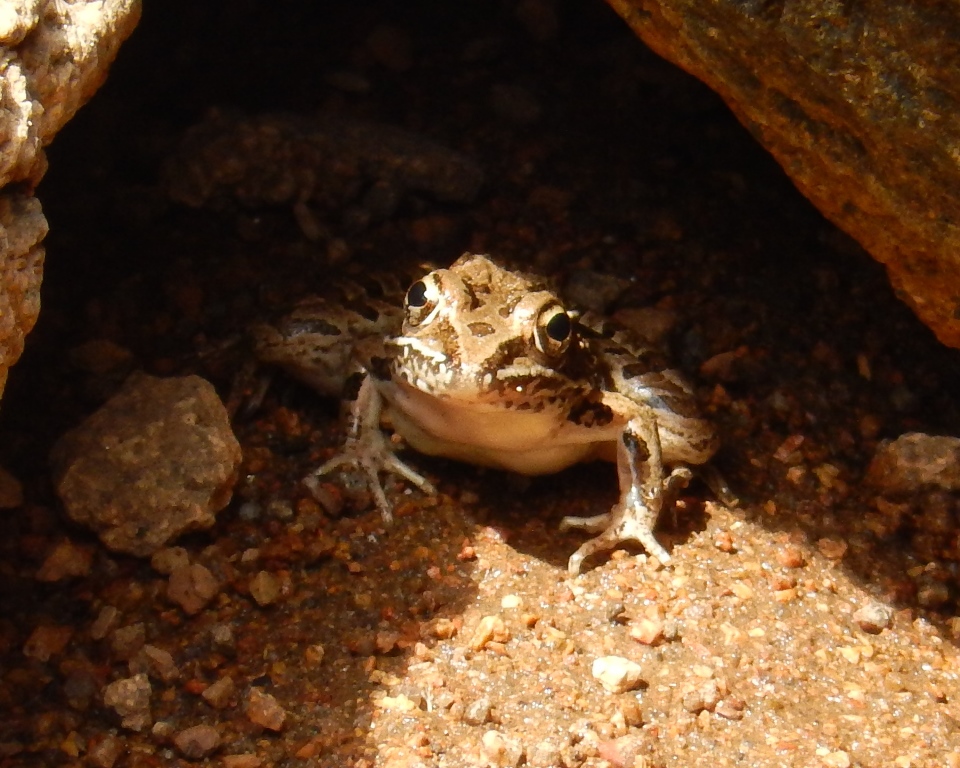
[
  {"x1": 628, "y1": 616, "x2": 664, "y2": 646},
  {"x1": 249, "y1": 570, "x2": 281, "y2": 605},
  {"x1": 35, "y1": 539, "x2": 92, "y2": 581},
  {"x1": 480, "y1": 730, "x2": 524, "y2": 768},
  {"x1": 102, "y1": 674, "x2": 152, "y2": 732},
  {"x1": 463, "y1": 696, "x2": 493, "y2": 725},
  {"x1": 87, "y1": 735, "x2": 124, "y2": 768},
  {"x1": 468, "y1": 615, "x2": 510, "y2": 650},
  {"x1": 90, "y1": 606, "x2": 120, "y2": 640},
  {"x1": 246, "y1": 687, "x2": 286, "y2": 731},
  {"x1": 202, "y1": 676, "x2": 236, "y2": 709},
  {"x1": 141, "y1": 644, "x2": 180, "y2": 683},
  {"x1": 22, "y1": 624, "x2": 73, "y2": 662},
  {"x1": 150, "y1": 546, "x2": 190, "y2": 575},
  {"x1": 173, "y1": 724, "x2": 221, "y2": 759},
  {"x1": 168, "y1": 563, "x2": 220, "y2": 615},
  {"x1": 591, "y1": 656, "x2": 645, "y2": 694},
  {"x1": 866, "y1": 432, "x2": 960, "y2": 494},
  {"x1": 109, "y1": 623, "x2": 146, "y2": 661},
  {"x1": 852, "y1": 601, "x2": 894, "y2": 634}
]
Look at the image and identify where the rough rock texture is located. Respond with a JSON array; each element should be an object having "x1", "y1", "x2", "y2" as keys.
[
  {"x1": 0, "y1": 0, "x2": 141, "y2": 398},
  {"x1": 50, "y1": 373, "x2": 242, "y2": 556},
  {"x1": 606, "y1": 0, "x2": 960, "y2": 349},
  {"x1": 865, "y1": 432, "x2": 960, "y2": 495}
]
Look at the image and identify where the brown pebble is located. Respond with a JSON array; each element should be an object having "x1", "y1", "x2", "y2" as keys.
[
  {"x1": 151, "y1": 546, "x2": 190, "y2": 575},
  {"x1": 715, "y1": 696, "x2": 746, "y2": 720},
  {"x1": 109, "y1": 623, "x2": 146, "y2": 661},
  {"x1": 87, "y1": 734, "x2": 124, "y2": 768},
  {"x1": 36, "y1": 539, "x2": 93, "y2": 581},
  {"x1": 142, "y1": 644, "x2": 180, "y2": 683},
  {"x1": 102, "y1": 673, "x2": 152, "y2": 732},
  {"x1": 202, "y1": 676, "x2": 236, "y2": 709},
  {"x1": 246, "y1": 687, "x2": 287, "y2": 731},
  {"x1": 776, "y1": 544, "x2": 806, "y2": 569},
  {"x1": 468, "y1": 615, "x2": 510, "y2": 651},
  {"x1": 168, "y1": 563, "x2": 219, "y2": 614},
  {"x1": 852, "y1": 601, "x2": 893, "y2": 634},
  {"x1": 23, "y1": 624, "x2": 73, "y2": 662},
  {"x1": 249, "y1": 570, "x2": 281, "y2": 606},
  {"x1": 174, "y1": 724, "x2": 221, "y2": 759},
  {"x1": 817, "y1": 537, "x2": 848, "y2": 560}
]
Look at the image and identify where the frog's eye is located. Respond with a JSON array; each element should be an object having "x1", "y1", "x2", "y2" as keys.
[
  {"x1": 404, "y1": 274, "x2": 442, "y2": 326},
  {"x1": 534, "y1": 302, "x2": 572, "y2": 356}
]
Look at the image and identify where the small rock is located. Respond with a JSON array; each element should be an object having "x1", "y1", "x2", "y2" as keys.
[
  {"x1": 202, "y1": 676, "x2": 236, "y2": 709},
  {"x1": 23, "y1": 624, "x2": 73, "y2": 662},
  {"x1": 866, "y1": 432, "x2": 960, "y2": 495},
  {"x1": 480, "y1": 730, "x2": 524, "y2": 768},
  {"x1": 463, "y1": 696, "x2": 493, "y2": 725},
  {"x1": 50, "y1": 373, "x2": 242, "y2": 557},
  {"x1": 109, "y1": 623, "x2": 146, "y2": 661},
  {"x1": 853, "y1": 601, "x2": 894, "y2": 634},
  {"x1": 173, "y1": 724, "x2": 221, "y2": 760},
  {"x1": 150, "y1": 547, "x2": 190, "y2": 575},
  {"x1": 87, "y1": 734, "x2": 124, "y2": 768},
  {"x1": 168, "y1": 563, "x2": 219, "y2": 615},
  {"x1": 249, "y1": 571, "x2": 280, "y2": 606},
  {"x1": 682, "y1": 679, "x2": 721, "y2": 713},
  {"x1": 468, "y1": 615, "x2": 510, "y2": 650},
  {"x1": 628, "y1": 616, "x2": 664, "y2": 646},
  {"x1": 715, "y1": 696, "x2": 746, "y2": 720},
  {"x1": 591, "y1": 656, "x2": 645, "y2": 693},
  {"x1": 141, "y1": 645, "x2": 180, "y2": 683},
  {"x1": 246, "y1": 687, "x2": 286, "y2": 731},
  {"x1": 90, "y1": 606, "x2": 120, "y2": 641},
  {"x1": 0, "y1": 465, "x2": 23, "y2": 508},
  {"x1": 102, "y1": 674, "x2": 152, "y2": 732},
  {"x1": 36, "y1": 540, "x2": 93, "y2": 581}
]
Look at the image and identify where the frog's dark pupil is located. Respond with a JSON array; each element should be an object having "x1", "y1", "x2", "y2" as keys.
[
  {"x1": 407, "y1": 281, "x2": 428, "y2": 308},
  {"x1": 546, "y1": 311, "x2": 571, "y2": 341}
]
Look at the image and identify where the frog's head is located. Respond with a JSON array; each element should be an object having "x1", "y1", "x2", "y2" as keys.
[{"x1": 383, "y1": 253, "x2": 584, "y2": 410}]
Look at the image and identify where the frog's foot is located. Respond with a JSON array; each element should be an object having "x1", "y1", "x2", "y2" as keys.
[
  {"x1": 305, "y1": 429, "x2": 435, "y2": 524},
  {"x1": 560, "y1": 466, "x2": 692, "y2": 575}
]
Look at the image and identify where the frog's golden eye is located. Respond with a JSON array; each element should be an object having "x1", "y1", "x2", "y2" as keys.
[
  {"x1": 404, "y1": 274, "x2": 442, "y2": 326},
  {"x1": 534, "y1": 302, "x2": 572, "y2": 356}
]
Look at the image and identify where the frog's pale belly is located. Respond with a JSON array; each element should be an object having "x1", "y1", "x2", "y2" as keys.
[{"x1": 381, "y1": 379, "x2": 615, "y2": 474}]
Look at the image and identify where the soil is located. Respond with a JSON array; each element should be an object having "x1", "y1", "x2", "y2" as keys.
[{"x1": 2, "y1": 1, "x2": 960, "y2": 766}]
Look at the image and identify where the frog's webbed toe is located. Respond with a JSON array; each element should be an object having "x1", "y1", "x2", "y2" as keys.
[
  {"x1": 561, "y1": 463, "x2": 692, "y2": 575},
  {"x1": 306, "y1": 375, "x2": 435, "y2": 524},
  {"x1": 307, "y1": 430, "x2": 435, "y2": 524}
]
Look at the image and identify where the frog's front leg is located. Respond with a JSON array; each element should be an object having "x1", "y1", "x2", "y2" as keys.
[
  {"x1": 305, "y1": 374, "x2": 435, "y2": 523},
  {"x1": 561, "y1": 409, "x2": 689, "y2": 574}
]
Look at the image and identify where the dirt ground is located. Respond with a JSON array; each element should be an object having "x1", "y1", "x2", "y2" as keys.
[{"x1": 2, "y1": 1, "x2": 960, "y2": 766}]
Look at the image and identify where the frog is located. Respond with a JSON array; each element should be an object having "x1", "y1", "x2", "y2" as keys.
[{"x1": 252, "y1": 253, "x2": 727, "y2": 574}]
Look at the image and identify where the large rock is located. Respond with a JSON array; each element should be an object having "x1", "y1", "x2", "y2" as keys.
[
  {"x1": 0, "y1": 0, "x2": 141, "y2": 398},
  {"x1": 51, "y1": 374, "x2": 242, "y2": 557},
  {"x1": 607, "y1": 0, "x2": 960, "y2": 348}
]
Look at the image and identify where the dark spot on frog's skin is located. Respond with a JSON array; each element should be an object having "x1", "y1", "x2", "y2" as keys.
[
  {"x1": 367, "y1": 356, "x2": 392, "y2": 381},
  {"x1": 354, "y1": 301, "x2": 380, "y2": 322},
  {"x1": 622, "y1": 431, "x2": 651, "y2": 463},
  {"x1": 342, "y1": 371, "x2": 365, "y2": 401},
  {"x1": 567, "y1": 399, "x2": 614, "y2": 428},
  {"x1": 469, "y1": 321, "x2": 496, "y2": 337},
  {"x1": 288, "y1": 318, "x2": 342, "y2": 337}
]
